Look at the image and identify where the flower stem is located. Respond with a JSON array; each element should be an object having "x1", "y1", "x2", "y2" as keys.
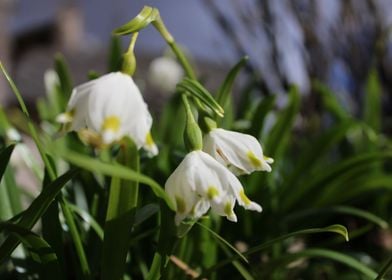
[
  {"x1": 101, "y1": 139, "x2": 140, "y2": 280},
  {"x1": 152, "y1": 17, "x2": 196, "y2": 79},
  {"x1": 182, "y1": 94, "x2": 203, "y2": 151}
]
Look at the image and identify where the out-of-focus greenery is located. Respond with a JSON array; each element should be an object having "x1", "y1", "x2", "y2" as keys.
[{"x1": 1, "y1": 14, "x2": 392, "y2": 280}]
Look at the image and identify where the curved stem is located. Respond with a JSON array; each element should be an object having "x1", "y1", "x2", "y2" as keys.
[{"x1": 152, "y1": 17, "x2": 196, "y2": 79}]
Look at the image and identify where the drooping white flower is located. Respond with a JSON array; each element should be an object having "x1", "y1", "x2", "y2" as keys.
[
  {"x1": 203, "y1": 128, "x2": 273, "y2": 175},
  {"x1": 165, "y1": 150, "x2": 262, "y2": 225},
  {"x1": 148, "y1": 56, "x2": 184, "y2": 93},
  {"x1": 57, "y1": 72, "x2": 158, "y2": 155}
]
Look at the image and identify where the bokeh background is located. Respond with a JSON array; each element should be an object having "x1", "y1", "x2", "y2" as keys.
[{"x1": 1, "y1": 0, "x2": 392, "y2": 117}]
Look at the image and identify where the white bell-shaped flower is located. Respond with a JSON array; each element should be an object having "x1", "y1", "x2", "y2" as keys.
[
  {"x1": 57, "y1": 72, "x2": 158, "y2": 155},
  {"x1": 165, "y1": 150, "x2": 262, "y2": 225},
  {"x1": 203, "y1": 128, "x2": 273, "y2": 175},
  {"x1": 148, "y1": 56, "x2": 184, "y2": 94}
]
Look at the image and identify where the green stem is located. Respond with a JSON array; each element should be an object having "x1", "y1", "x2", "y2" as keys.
[
  {"x1": 59, "y1": 197, "x2": 91, "y2": 278},
  {"x1": 152, "y1": 18, "x2": 196, "y2": 79},
  {"x1": 101, "y1": 139, "x2": 139, "y2": 280}
]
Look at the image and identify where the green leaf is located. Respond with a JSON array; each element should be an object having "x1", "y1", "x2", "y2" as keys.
[
  {"x1": 135, "y1": 203, "x2": 160, "y2": 226},
  {"x1": 54, "y1": 148, "x2": 175, "y2": 210},
  {"x1": 218, "y1": 243, "x2": 254, "y2": 280},
  {"x1": 196, "y1": 221, "x2": 248, "y2": 264},
  {"x1": 216, "y1": 56, "x2": 248, "y2": 108},
  {"x1": 313, "y1": 80, "x2": 350, "y2": 121},
  {"x1": 0, "y1": 61, "x2": 56, "y2": 180},
  {"x1": 113, "y1": 6, "x2": 159, "y2": 35},
  {"x1": 0, "y1": 222, "x2": 61, "y2": 276},
  {"x1": 108, "y1": 35, "x2": 123, "y2": 72},
  {"x1": 204, "y1": 224, "x2": 348, "y2": 275},
  {"x1": 265, "y1": 86, "x2": 300, "y2": 161},
  {"x1": 54, "y1": 53, "x2": 73, "y2": 103},
  {"x1": 281, "y1": 120, "x2": 357, "y2": 194},
  {"x1": 177, "y1": 78, "x2": 224, "y2": 117},
  {"x1": 68, "y1": 204, "x2": 104, "y2": 240},
  {"x1": 266, "y1": 248, "x2": 377, "y2": 279},
  {"x1": 283, "y1": 151, "x2": 392, "y2": 211},
  {"x1": 364, "y1": 68, "x2": 381, "y2": 132},
  {"x1": 0, "y1": 169, "x2": 78, "y2": 263},
  {"x1": 247, "y1": 95, "x2": 276, "y2": 138},
  {"x1": 0, "y1": 145, "x2": 14, "y2": 181},
  {"x1": 284, "y1": 205, "x2": 388, "y2": 229},
  {"x1": 102, "y1": 139, "x2": 140, "y2": 280}
]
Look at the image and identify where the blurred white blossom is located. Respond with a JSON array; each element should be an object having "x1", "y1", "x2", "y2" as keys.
[
  {"x1": 148, "y1": 56, "x2": 184, "y2": 94},
  {"x1": 165, "y1": 150, "x2": 262, "y2": 225}
]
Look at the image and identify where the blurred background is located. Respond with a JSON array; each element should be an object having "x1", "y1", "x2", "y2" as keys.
[{"x1": 1, "y1": 0, "x2": 392, "y2": 117}]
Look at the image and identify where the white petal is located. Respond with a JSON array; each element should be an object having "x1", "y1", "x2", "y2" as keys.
[{"x1": 204, "y1": 128, "x2": 272, "y2": 175}]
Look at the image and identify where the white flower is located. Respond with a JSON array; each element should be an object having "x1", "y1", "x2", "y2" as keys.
[
  {"x1": 165, "y1": 150, "x2": 262, "y2": 225},
  {"x1": 203, "y1": 128, "x2": 273, "y2": 175},
  {"x1": 57, "y1": 72, "x2": 158, "y2": 155},
  {"x1": 148, "y1": 56, "x2": 184, "y2": 93},
  {"x1": 44, "y1": 69, "x2": 60, "y2": 97},
  {"x1": 6, "y1": 128, "x2": 22, "y2": 142}
]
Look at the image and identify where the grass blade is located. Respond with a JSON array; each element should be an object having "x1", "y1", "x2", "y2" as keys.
[{"x1": 54, "y1": 148, "x2": 175, "y2": 210}]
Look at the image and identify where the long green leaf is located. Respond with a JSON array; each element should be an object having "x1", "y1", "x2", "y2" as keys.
[
  {"x1": 0, "y1": 222, "x2": 61, "y2": 276},
  {"x1": 204, "y1": 224, "x2": 348, "y2": 275},
  {"x1": 0, "y1": 169, "x2": 78, "y2": 263},
  {"x1": 265, "y1": 86, "x2": 300, "y2": 160},
  {"x1": 364, "y1": 69, "x2": 381, "y2": 133},
  {"x1": 0, "y1": 145, "x2": 14, "y2": 181},
  {"x1": 177, "y1": 78, "x2": 224, "y2": 117},
  {"x1": 68, "y1": 204, "x2": 104, "y2": 240},
  {"x1": 266, "y1": 248, "x2": 377, "y2": 279},
  {"x1": 284, "y1": 205, "x2": 388, "y2": 229},
  {"x1": 54, "y1": 53, "x2": 73, "y2": 103},
  {"x1": 54, "y1": 148, "x2": 175, "y2": 210},
  {"x1": 196, "y1": 221, "x2": 248, "y2": 263},
  {"x1": 216, "y1": 56, "x2": 248, "y2": 107},
  {"x1": 281, "y1": 120, "x2": 357, "y2": 194},
  {"x1": 313, "y1": 80, "x2": 350, "y2": 121},
  {"x1": 102, "y1": 139, "x2": 140, "y2": 280},
  {"x1": 283, "y1": 151, "x2": 392, "y2": 211}
]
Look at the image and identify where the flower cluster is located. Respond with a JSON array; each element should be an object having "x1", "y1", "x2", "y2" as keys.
[
  {"x1": 165, "y1": 126, "x2": 272, "y2": 225},
  {"x1": 59, "y1": 70, "x2": 272, "y2": 226}
]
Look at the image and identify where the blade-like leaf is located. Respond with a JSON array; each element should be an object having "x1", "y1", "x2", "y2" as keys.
[
  {"x1": 0, "y1": 169, "x2": 78, "y2": 263},
  {"x1": 54, "y1": 53, "x2": 73, "y2": 102},
  {"x1": 313, "y1": 80, "x2": 350, "y2": 121},
  {"x1": 0, "y1": 145, "x2": 14, "y2": 181},
  {"x1": 265, "y1": 248, "x2": 377, "y2": 279},
  {"x1": 102, "y1": 139, "x2": 139, "y2": 280},
  {"x1": 177, "y1": 78, "x2": 224, "y2": 117},
  {"x1": 284, "y1": 205, "x2": 388, "y2": 229},
  {"x1": 216, "y1": 56, "x2": 248, "y2": 107},
  {"x1": 196, "y1": 221, "x2": 248, "y2": 264},
  {"x1": 68, "y1": 203, "x2": 104, "y2": 240},
  {"x1": 204, "y1": 224, "x2": 348, "y2": 275},
  {"x1": 283, "y1": 151, "x2": 392, "y2": 211},
  {"x1": 108, "y1": 36, "x2": 123, "y2": 72},
  {"x1": 54, "y1": 148, "x2": 175, "y2": 210},
  {"x1": 0, "y1": 222, "x2": 61, "y2": 275}
]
